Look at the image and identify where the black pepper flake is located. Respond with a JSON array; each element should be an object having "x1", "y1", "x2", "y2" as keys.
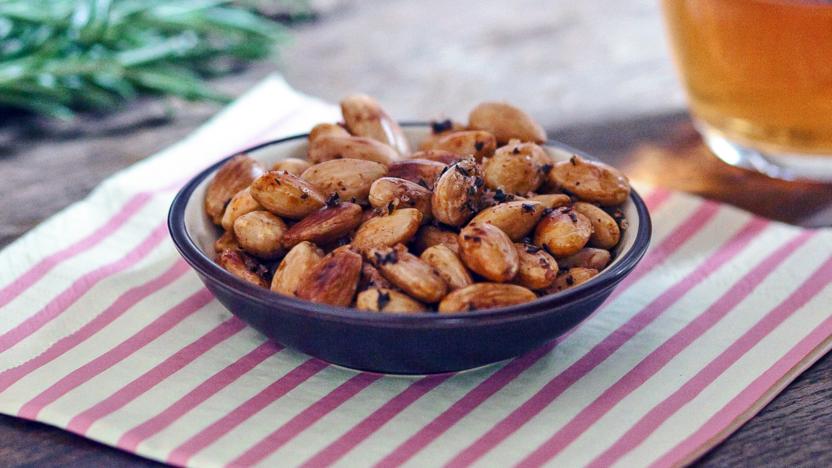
[
  {"x1": 566, "y1": 275, "x2": 575, "y2": 286},
  {"x1": 326, "y1": 192, "x2": 340, "y2": 207},
  {"x1": 454, "y1": 164, "x2": 470, "y2": 177},
  {"x1": 538, "y1": 257, "x2": 550, "y2": 268},
  {"x1": 274, "y1": 177, "x2": 281, "y2": 185},
  {"x1": 493, "y1": 189, "x2": 508, "y2": 203},
  {"x1": 474, "y1": 141, "x2": 485, "y2": 152},
  {"x1": 431, "y1": 119, "x2": 453, "y2": 134},
  {"x1": 512, "y1": 146, "x2": 521, "y2": 155},
  {"x1": 300, "y1": 192, "x2": 309, "y2": 200},
  {"x1": 542, "y1": 207, "x2": 554, "y2": 217},
  {"x1": 376, "y1": 291, "x2": 391, "y2": 310},
  {"x1": 387, "y1": 201, "x2": 396, "y2": 213},
  {"x1": 467, "y1": 186, "x2": 476, "y2": 196},
  {"x1": 570, "y1": 155, "x2": 578, "y2": 165},
  {"x1": 540, "y1": 163, "x2": 553, "y2": 174},
  {"x1": 374, "y1": 249, "x2": 399, "y2": 265},
  {"x1": 439, "y1": 166, "x2": 449, "y2": 177},
  {"x1": 417, "y1": 178, "x2": 430, "y2": 189},
  {"x1": 521, "y1": 203, "x2": 536, "y2": 214},
  {"x1": 575, "y1": 181, "x2": 581, "y2": 186},
  {"x1": 474, "y1": 176, "x2": 484, "y2": 188},
  {"x1": 525, "y1": 244, "x2": 542, "y2": 253},
  {"x1": 568, "y1": 212, "x2": 578, "y2": 223}
]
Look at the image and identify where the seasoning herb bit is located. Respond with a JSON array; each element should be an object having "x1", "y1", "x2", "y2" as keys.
[
  {"x1": 570, "y1": 155, "x2": 578, "y2": 165},
  {"x1": 512, "y1": 146, "x2": 521, "y2": 154},
  {"x1": 417, "y1": 178, "x2": 430, "y2": 189},
  {"x1": 431, "y1": 119, "x2": 453, "y2": 134},
  {"x1": 521, "y1": 203, "x2": 536, "y2": 213},
  {"x1": 540, "y1": 163, "x2": 553, "y2": 174},
  {"x1": 376, "y1": 291, "x2": 391, "y2": 310},
  {"x1": 568, "y1": 212, "x2": 578, "y2": 223},
  {"x1": 565, "y1": 275, "x2": 575, "y2": 286},
  {"x1": 454, "y1": 164, "x2": 470, "y2": 177},
  {"x1": 474, "y1": 141, "x2": 485, "y2": 152},
  {"x1": 326, "y1": 192, "x2": 341, "y2": 207},
  {"x1": 542, "y1": 207, "x2": 554, "y2": 217},
  {"x1": 387, "y1": 201, "x2": 396, "y2": 213},
  {"x1": 274, "y1": 178, "x2": 281, "y2": 185},
  {"x1": 474, "y1": 176, "x2": 485, "y2": 188},
  {"x1": 575, "y1": 181, "x2": 581, "y2": 186},
  {"x1": 300, "y1": 192, "x2": 309, "y2": 200},
  {"x1": 538, "y1": 257, "x2": 550, "y2": 267},
  {"x1": 467, "y1": 186, "x2": 476, "y2": 196},
  {"x1": 525, "y1": 244, "x2": 542, "y2": 253},
  {"x1": 374, "y1": 249, "x2": 399, "y2": 265},
  {"x1": 493, "y1": 188, "x2": 508, "y2": 202}
]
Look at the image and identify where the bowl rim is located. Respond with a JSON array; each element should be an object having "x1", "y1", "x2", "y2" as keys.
[{"x1": 168, "y1": 122, "x2": 652, "y2": 328}]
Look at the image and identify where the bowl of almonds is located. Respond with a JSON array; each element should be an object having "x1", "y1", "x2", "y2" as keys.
[{"x1": 168, "y1": 96, "x2": 651, "y2": 374}]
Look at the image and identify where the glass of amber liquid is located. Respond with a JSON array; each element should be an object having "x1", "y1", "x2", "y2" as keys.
[{"x1": 662, "y1": 0, "x2": 832, "y2": 180}]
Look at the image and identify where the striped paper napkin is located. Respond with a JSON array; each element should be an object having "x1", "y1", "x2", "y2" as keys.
[{"x1": 2, "y1": 75, "x2": 832, "y2": 468}]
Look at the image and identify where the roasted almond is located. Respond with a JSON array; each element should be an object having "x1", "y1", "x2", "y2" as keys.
[
  {"x1": 548, "y1": 155, "x2": 630, "y2": 206},
  {"x1": 271, "y1": 157, "x2": 313, "y2": 176},
  {"x1": 356, "y1": 288, "x2": 426, "y2": 313},
  {"x1": 573, "y1": 202, "x2": 621, "y2": 249},
  {"x1": 232, "y1": 210, "x2": 287, "y2": 260},
  {"x1": 387, "y1": 159, "x2": 447, "y2": 190},
  {"x1": 547, "y1": 267, "x2": 599, "y2": 293},
  {"x1": 528, "y1": 193, "x2": 571, "y2": 210},
  {"x1": 352, "y1": 207, "x2": 423, "y2": 252},
  {"x1": 295, "y1": 249, "x2": 362, "y2": 306},
  {"x1": 469, "y1": 200, "x2": 544, "y2": 241},
  {"x1": 221, "y1": 187, "x2": 262, "y2": 231},
  {"x1": 368, "y1": 177, "x2": 433, "y2": 221},
  {"x1": 483, "y1": 142, "x2": 546, "y2": 194},
  {"x1": 368, "y1": 244, "x2": 448, "y2": 303},
  {"x1": 559, "y1": 248, "x2": 611, "y2": 270},
  {"x1": 514, "y1": 243, "x2": 558, "y2": 290},
  {"x1": 468, "y1": 101, "x2": 547, "y2": 144},
  {"x1": 250, "y1": 170, "x2": 326, "y2": 219},
  {"x1": 431, "y1": 159, "x2": 483, "y2": 227},
  {"x1": 459, "y1": 222, "x2": 519, "y2": 282},
  {"x1": 420, "y1": 245, "x2": 473, "y2": 290},
  {"x1": 308, "y1": 122, "x2": 350, "y2": 142},
  {"x1": 282, "y1": 202, "x2": 363, "y2": 248},
  {"x1": 307, "y1": 135, "x2": 399, "y2": 165},
  {"x1": 216, "y1": 249, "x2": 268, "y2": 288},
  {"x1": 214, "y1": 230, "x2": 240, "y2": 253},
  {"x1": 358, "y1": 262, "x2": 393, "y2": 290},
  {"x1": 432, "y1": 130, "x2": 496, "y2": 161},
  {"x1": 534, "y1": 207, "x2": 592, "y2": 257},
  {"x1": 438, "y1": 283, "x2": 536, "y2": 313},
  {"x1": 409, "y1": 150, "x2": 468, "y2": 165},
  {"x1": 270, "y1": 241, "x2": 324, "y2": 296},
  {"x1": 412, "y1": 225, "x2": 461, "y2": 255},
  {"x1": 204, "y1": 154, "x2": 264, "y2": 225},
  {"x1": 301, "y1": 158, "x2": 388, "y2": 204},
  {"x1": 341, "y1": 94, "x2": 411, "y2": 155}
]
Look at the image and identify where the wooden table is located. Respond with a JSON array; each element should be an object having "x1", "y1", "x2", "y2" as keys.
[{"x1": 2, "y1": 108, "x2": 832, "y2": 466}]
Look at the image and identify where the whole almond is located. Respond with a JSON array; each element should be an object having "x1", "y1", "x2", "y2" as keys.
[
  {"x1": 271, "y1": 241, "x2": 324, "y2": 296},
  {"x1": 204, "y1": 154, "x2": 264, "y2": 225},
  {"x1": 548, "y1": 155, "x2": 630, "y2": 206},
  {"x1": 216, "y1": 249, "x2": 268, "y2": 288},
  {"x1": 431, "y1": 159, "x2": 483, "y2": 227},
  {"x1": 459, "y1": 222, "x2": 519, "y2": 282},
  {"x1": 573, "y1": 202, "x2": 621, "y2": 249},
  {"x1": 528, "y1": 193, "x2": 571, "y2": 210},
  {"x1": 309, "y1": 122, "x2": 350, "y2": 142},
  {"x1": 483, "y1": 143, "x2": 545, "y2": 194},
  {"x1": 352, "y1": 208, "x2": 423, "y2": 252},
  {"x1": 356, "y1": 288, "x2": 426, "y2": 313},
  {"x1": 368, "y1": 245, "x2": 448, "y2": 303},
  {"x1": 301, "y1": 158, "x2": 388, "y2": 203},
  {"x1": 514, "y1": 243, "x2": 558, "y2": 290},
  {"x1": 468, "y1": 102, "x2": 547, "y2": 144},
  {"x1": 295, "y1": 249, "x2": 362, "y2": 306},
  {"x1": 221, "y1": 187, "x2": 262, "y2": 231},
  {"x1": 368, "y1": 177, "x2": 432, "y2": 221},
  {"x1": 432, "y1": 130, "x2": 496, "y2": 161},
  {"x1": 282, "y1": 202, "x2": 363, "y2": 248},
  {"x1": 438, "y1": 283, "x2": 536, "y2": 313},
  {"x1": 214, "y1": 230, "x2": 240, "y2": 253},
  {"x1": 412, "y1": 225, "x2": 461, "y2": 255},
  {"x1": 250, "y1": 170, "x2": 326, "y2": 219},
  {"x1": 547, "y1": 267, "x2": 599, "y2": 293},
  {"x1": 340, "y1": 94, "x2": 411, "y2": 155},
  {"x1": 307, "y1": 135, "x2": 399, "y2": 165},
  {"x1": 387, "y1": 159, "x2": 447, "y2": 190},
  {"x1": 420, "y1": 245, "x2": 473, "y2": 290},
  {"x1": 358, "y1": 262, "x2": 393, "y2": 290},
  {"x1": 271, "y1": 158, "x2": 312, "y2": 176},
  {"x1": 232, "y1": 210, "x2": 287, "y2": 260},
  {"x1": 534, "y1": 207, "x2": 592, "y2": 257},
  {"x1": 469, "y1": 200, "x2": 544, "y2": 241},
  {"x1": 559, "y1": 248, "x2": 611, "y2": 270},
  {"x1": 409, "y1": 150, "x2": 468, "y2": 165}
]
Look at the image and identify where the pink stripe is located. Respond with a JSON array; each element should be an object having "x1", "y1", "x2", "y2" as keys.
[
  {"x1": 166, "y1": 358, "x2": 329, "y2": 466},
  {"x1": 0, "y1": 223, "x2": 170, "y2": 355},
  {"x1": 230, "y1": 372, "x2": 383, "y2": 467},
  {"x1": 519, "y1": 229, "x2": 814, "y2": 468},
  {"x1": 373, "y1": 199, "x2": 717, "y2": 468},
  {"x1": 445, "y1": 216, "x2": 766, "y2": 468},
  {"x1": 66, "y1": 318, "x2": 246, "y2": 434},
  {"x1": 117, "y1": 341, "x2": 281, "y2": 452},
  {"x1": 16, "y1": 288, "x2": 213, "y2": 420},
  {"x1": 0, "y1": 260, "x2": 189, "y2": 393},
  {"x1": 638, "y1": 255, "x2": 832, "y2": 468}
]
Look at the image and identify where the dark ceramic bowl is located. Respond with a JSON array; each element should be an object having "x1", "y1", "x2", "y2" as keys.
[{"x1": 168, "y1": 124, "x2": 652, "y2": 374}]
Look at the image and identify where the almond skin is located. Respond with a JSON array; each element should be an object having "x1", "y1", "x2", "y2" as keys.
[
  {"x1": 387, "y1": 159, "x2": 447, "y2": 190},
  {"x1": 295, "y1": 249, "x2": 362, "y2": 306},
  {"x1": 573, "y1": 202, "x2": 621, "y2": 249},
  {"x1": 271, "y1": 241, "x2": 324, "y2": 296},
  {"x1": 558, "y1": 248, "x2": 611, "y2": 270},
  {"x1": 459, "y1": 223, "x2": 519, "y2": 282},
  {"x1": 308, "y1": 122, "x2": 350, "y2": 142},
  {"x1": 534, "y1": 207, "x2": 593, "y2": 257},
  {"x1": 412, "y1": 225, "x2": 461, "y2": 255},
  {"x1": 204, "y1": 154, "x2": 264, "y2": 225},
  {"x1": 514, "y1": 243, "x2": 558, "y2": 290},
  {"x1": 356, "y1": 288, "x2": 426, "y2": 313},
  {"x1": 468, "y1": 102, "x2": 547, "y2": 144},
  {"x1": 271, "y1": 158, "x2": 312, "y2": 176},
  {"x1": 420, "y1": 245, "x2": 473, "y2": 291},
  {"x1": 340, "y1": 94, "x2": 411, "y2": 155},
  {"x1": 307, "y1": 135, "x2": 399, "y2": 165},
  {"x1": 250, "y1": 170, "x2": 326, "y2": 219},
  {"x1": 548, "y1": 155, "x2": 630, "y2": 206},
  {"x1": 282, "y1": 202, "x2": 363, "y2": 248},
  {"x1": 216, "y1": 249, "x2": 268, "y2": 288},
  {"x1": 469, "y1": 200, "x2": 544, "y2": 241},
  {"x1": 352, "y1": 207, "x2": 423, "y2": 252},
  {"x1": 432, "y1": 130, "x2": 496, "y2": 161},
  {"x1": 483, "y1": 143, "x2": 545, "y2": 194},
  {"x1": 221, "y1": 187, "x2": 262, "y2": 231},
  {"x1": 368, "y1": 244, "x2": 448, "y2": 303},
  {"x1": 232, "y1": 211, "x2": 287, "y2": 260},
  {"x1": 438, "y1": 283, "x2": 536, "y2": 313},
  {"x1": 301, "y1": 158, "x2": 388, "y2": 204},
  {"x1": 547, "y1": 267, "x2": 599, "y2": 293},
  {"x1": 368, "y1": 177, "x2": 433, "y2": 221},
  {"x1": 431, "y1": 159, "x2": 483, "y2": 227}
]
